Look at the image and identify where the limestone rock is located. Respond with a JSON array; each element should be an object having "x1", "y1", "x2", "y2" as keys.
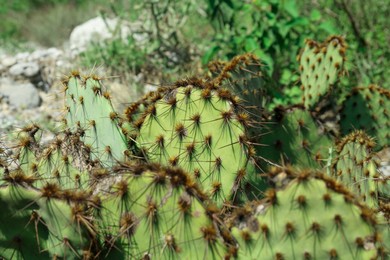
[
  {"x1": 0, "y1": 78, "x2": 41, "y2": 108},
  {"x1": 9, "y1": 62, "x2": 40, "y2": 78}
]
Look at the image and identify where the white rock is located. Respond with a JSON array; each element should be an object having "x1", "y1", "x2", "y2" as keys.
[
  {"x1": 9, "y1": 62, "x2": 40, "y2": 77},
  {"x1": 2, "y1": 56, "x2": 17, "y2": 67},
  {"x1": 69, "y1": 16, "x2": 131, "y2": 56},
  {"x1": 144, "y1": 83, "x2": 159, "y2": 94},
  {"x1": 68, "y1": 16, "x2": 149, "y2": 57},
  {"x1": 30, "y1": 48, "x2": 63, "y2": 61},
  {"x1": 0, "y1": 78, "x2": 41, "y2": 108},
  {"x1": 15, "y1": 52, "x2": 30, "y2": 61}
]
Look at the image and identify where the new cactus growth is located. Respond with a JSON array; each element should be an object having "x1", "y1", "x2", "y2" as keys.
[
  {"x1": 298, "y1": 36, "x2": 346, "y2": 109},
  {"x1": 209, "y1": 53, "x2": 271, "y2": 119}
]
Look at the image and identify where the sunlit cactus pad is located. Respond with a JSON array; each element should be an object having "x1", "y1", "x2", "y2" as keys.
[
  {"x1": 136, "y1": 79, "x2": 256, "y2": 204},
  {"x1": 298, "y1": 36, "x2": 346, "y2": 109},
  {"x1": 95, "y1": 163, "x2": 236, "y2": 259},
  {"x1": 63, "y1": 72, "x2": 130, "y2": 166}
]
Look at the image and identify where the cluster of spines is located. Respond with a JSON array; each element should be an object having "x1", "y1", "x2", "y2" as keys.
[{"x1": 94, "y1": 162, "x2": 237, "y2": 259}]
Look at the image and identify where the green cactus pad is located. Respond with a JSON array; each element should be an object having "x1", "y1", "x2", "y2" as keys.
[
  {"x1": 137, "y1": 80, "x2": 257, "y2": 205},
  {"x1": 13, "y1": 127, "x2": 90, "y2": 191},
  {"x1": 340, "y1": 85, "x2": 390, "y2": 150},
  {"x1": 331, "y1": 131, "x2": 389, "y2": 209},
  {"x1": 96, "y1": 163, "x2": 235, "y2": 259},
  {"x1": 209, "y1": 53, "x2": 270, "y2": 118},
  {"x1": 232, "y1": 169, "x2": 382, "y2": 259},
  {"x1": 0, "y1": 184, "x2": 49, "y2": 259},
  {"x1": 298, "y1": 36, "x2": 346, "y2": 109},
  {"x1": 37, "y1": 190, "x2": 95, "y2": 259},
  {"x1": 0, "y1": 178, "x2": 96, "y2": 259},
  {"x1": 257, "y1": 106, "x2": 333, "y2": 170},
  {"x1": 63, "y1": 72, "x2": 130, "y2": 166}
]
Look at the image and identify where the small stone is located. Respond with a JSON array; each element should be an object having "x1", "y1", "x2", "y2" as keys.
[
  {"x1": 9, "y1": 62, "x2": 40, "y2": 78},
  {"x1": 0, "y1": 79, "x2": 41, "y2": 109},
  {"x1": 15, "y1": 52, "x2": 29, "y2": 61},
  {"x1": 2, "y1": 56, "x2": 17, "y2": 67}
]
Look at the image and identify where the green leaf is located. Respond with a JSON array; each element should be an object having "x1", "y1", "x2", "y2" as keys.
[
  {"x1": 310, "y1": 9, "x2": 322, "y2": 21},
  {"x1": 254, "y1": 49, "x2": 274, "y2": 73},
  {"x1": 318, "y1": 20, "x2": 338, "y2": 34},
  {"x1": 244, "y1": 37, "x2": 259, "y2": 52},
  {"x1": 282, "y1": 0, "x2": 299, "y2": 18},
  {"x1": 202, "y1": 45, "x2": 220, "y2": 65}
]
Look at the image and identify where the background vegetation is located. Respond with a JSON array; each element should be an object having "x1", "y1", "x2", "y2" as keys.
[{"x1": 0, "y1": 0, "x2": 388, "y2": 93}]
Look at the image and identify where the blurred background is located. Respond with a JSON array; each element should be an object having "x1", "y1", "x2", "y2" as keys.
[{"x1": 0, "y1": 0, "x2": 388, "y2": 133}]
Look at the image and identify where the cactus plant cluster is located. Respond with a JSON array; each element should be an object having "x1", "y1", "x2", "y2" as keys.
[{"x1": 0, "y1": 35, "x2": 389, "y2": 259}]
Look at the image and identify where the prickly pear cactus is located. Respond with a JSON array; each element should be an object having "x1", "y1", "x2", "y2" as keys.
[
  {"x1": 13, "y1": 126, "x2": 90, "y2": 190},
  {"x1": 0, "y1": 184, "x2": 48, "y2": 259},
  {"x1": 0, "y1": 178, "x2": 95, "y2": 259},
  {"x1": 232, "y1": 169, "x2": 384, "y2": 259},
  {"x1": 331, "y1": 131, "x2": 389, "y2": 209},
  {"x1": 136, "y1": 79, "x2": 257, "y2": 204},
  {"x1": 257, "y1": 106, "x2": 333, "y2": 169},
  {"x1": 209, "y1": 53, "x2": 271, "y2": 119},
  {"x1": 95, "y1": 163, "x2": 235, "y2": 259},
  {"x1": 63, "y1": 72, "x2": 130, "y2": 166},
  {"x1": 340, "y1": 85, "x2": 390, "y2": 150},
  {"x1": 298, "y1": 36, "x2": 346, "y2": 109}
]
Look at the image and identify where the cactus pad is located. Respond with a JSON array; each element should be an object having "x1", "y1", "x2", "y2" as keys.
[
  {"x1": 137, "y1": 79, "x2": 256, "y2": 204},
  {"x1": 340, "y1": 85, "x2": 390, "y2": 150},
  {"x1": 298, "y1": 36, "x2": 346, "y2": 109},
  {"x1": 96, "y1": 163, "x2": 235, "y2": 259},
  {"x1": 63, "y1": 73, "x2": 130, "y2": 166},
  {"x1": 232, "y1": 169, "x2": 383, "y2": 259},
  {"x1": 257, "y1": 106, "x2": 333, "y2": 169}
]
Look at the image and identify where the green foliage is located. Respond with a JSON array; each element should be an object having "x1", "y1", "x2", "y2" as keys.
[
  {"x1": 79, "y1": 37, "x2": 149, "y2": 76},
  {"x1": 0, "y1": 0, "x2": 102, "y2": 48},
  {"x1": 203, "y1": 0, "x2": 330, "y2": 85}
]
